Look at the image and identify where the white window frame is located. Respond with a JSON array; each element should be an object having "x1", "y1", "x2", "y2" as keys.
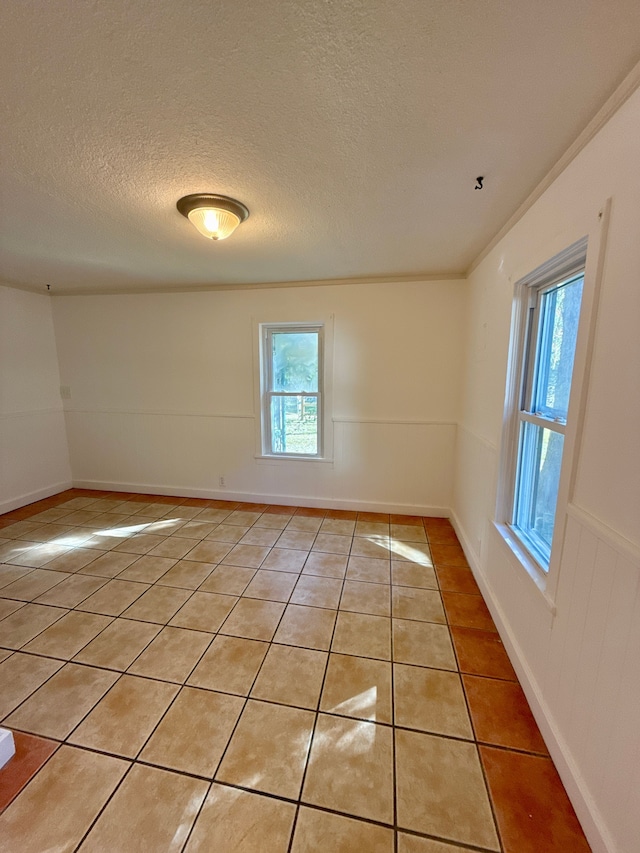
[
  {"x1": 496, "y1": 202, "x2": 609, "y2": 603},
  {"x1": 257, "y1": 321, "x2": 328, "y2": 460}
]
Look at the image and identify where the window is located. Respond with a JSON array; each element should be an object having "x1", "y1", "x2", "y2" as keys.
[
  {"x1": 260, "y1": 324, "x2": 323, "y2": 457},
  {"x1": 503, "y1": 239, "x2": 587, "y2": 572}
]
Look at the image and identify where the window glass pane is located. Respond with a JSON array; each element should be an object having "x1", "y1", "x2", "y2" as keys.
[
  {"x1": 271, "y1": 332, "x2": 318, "y2": 392},
  {"x1": 270, "y1": 395, "x2": 318, "y2": 455},
  {"x1": 515, "y1": 422, "x2": 564, "y2": 563},
  {"x1": 532, "y1": 276, "x2": 583, "y2": 420}
]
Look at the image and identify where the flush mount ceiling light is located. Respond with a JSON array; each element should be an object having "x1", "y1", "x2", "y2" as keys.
[{"x1": 176, "y1": 193, "x2": 249, "y2": 240}]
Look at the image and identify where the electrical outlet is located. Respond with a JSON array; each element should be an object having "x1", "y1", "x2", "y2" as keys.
[{"x1": 219, "y1": 476, "x2": 225, "y2": 487}]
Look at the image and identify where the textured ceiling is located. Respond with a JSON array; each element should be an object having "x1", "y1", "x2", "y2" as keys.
[{"x1": 1, "y1": 0, "x2": 639, "y2": 293}]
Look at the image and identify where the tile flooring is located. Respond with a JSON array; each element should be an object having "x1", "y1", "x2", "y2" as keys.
[{"x1": 0, "y1": 490, "x2": 591, "y2": 852}]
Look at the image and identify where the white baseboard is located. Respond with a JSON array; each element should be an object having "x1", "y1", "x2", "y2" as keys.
[
  {"x1": 71, "y1": 479, "x2": 449, "y2": 517},
  {"x1": 0, "y1": 480, "x2": 73, "y2": 515},
  {"x1": 450, "y1": 509, "x2": 614, "y2": 853}
]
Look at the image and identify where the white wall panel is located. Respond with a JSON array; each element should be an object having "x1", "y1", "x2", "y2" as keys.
[{"x1": 453, "y1": 87, "x2": 640, "y2": 852}]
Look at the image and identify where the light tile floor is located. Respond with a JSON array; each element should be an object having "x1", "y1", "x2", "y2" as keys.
[{"x1": 0, "y1": 490, "x2": 591, "y2": 852}]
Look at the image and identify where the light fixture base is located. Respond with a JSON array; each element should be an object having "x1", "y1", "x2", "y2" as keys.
[{"x1": 176, "y1": 193, "x2": 249, "y2": 223}]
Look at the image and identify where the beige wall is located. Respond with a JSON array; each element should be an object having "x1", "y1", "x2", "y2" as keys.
[
  {"x1": 0, "y1": 285, "x2": 71, "y2": 511},
  {"x1": 52, "y1": 278, "x2": 466, "y2": 513},
  {"x1": 453, "y1": 87, "x2": 640, "y2": 853}
]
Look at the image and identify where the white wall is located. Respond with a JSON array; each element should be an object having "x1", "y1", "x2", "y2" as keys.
[
  {"x1": 0, "y1": 285, "x2": 72, "y2": 511},
  {"x1": 453, "y1": 87, "x2": 640, "y2": 853},
  {"x1": 52, "y1": 279, "x2": 465, "y2": 513}
]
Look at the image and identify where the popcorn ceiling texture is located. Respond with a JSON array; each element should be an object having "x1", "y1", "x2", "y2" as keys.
[{"x1": 1, "y1": 0, "x2": 639, "y2": 292}]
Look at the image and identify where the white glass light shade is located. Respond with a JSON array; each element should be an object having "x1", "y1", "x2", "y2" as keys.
[
  {"x1": 177, "y1": 194, "x2": 249, "y2": 241},
  {"x1": 187, "y1": 206, "x2": 241, "y2": 240}
]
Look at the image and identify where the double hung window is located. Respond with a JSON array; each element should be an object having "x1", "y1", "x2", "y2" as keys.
[
  {"x1": 261, "y1": 324, "x2": 323, "y2": 457},
  {"x1": 503, "y1": 240, "x2": 587, "y2": 573}
]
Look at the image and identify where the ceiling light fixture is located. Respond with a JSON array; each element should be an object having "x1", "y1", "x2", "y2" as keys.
[{"x1": 176, "y1": 193, "x2": 249, "y2": 240}]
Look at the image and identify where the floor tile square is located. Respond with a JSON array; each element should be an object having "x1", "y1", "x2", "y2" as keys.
[
  {"x1": 331, "y1": 612, "x2": 391, "y2": 660},
  {"x1": 155, "y1": 558, "x2": 216, "y2": 589},
  {"x1": 239, "y1": 527, "x2": 280, "y2": 547},
  {"x1": 480, "y1": 746, "x2": 591, "y2": 853},
  {"x1": 185, "y1": 784, "x2": 296, "y2": 853},
  {"x1": 148, "y1": 536, "x2": 199, "y2": 559},
  {"x1": 217, "y1": 699, "x2": 315, "y2": 799},
  {"x1": 320, "y1": 518, "x2": 356, "y2": 536},
  {"x1": 22, "y1": 610, "x2": 112, "y2": 660},
  {"x1": 274, "y1": 604, "x2": 336, "y2": 650},
  {"x1": 303, "y1": 714, "x2": 394, "y2": 823},
  {"x1": 73, "y1": 617, "x2": 160, "y2": 670},
  {"x1": 80, "y1": 763, "x2": 208, "y2": 851},
  {"x1": 0, "y1": 566, "x2": 31, "y2": 589},
  {"x1": 1, "y1": 569, "x2": 70, "y2": 602},
  {"x1": 320, "y1": 653, "x2": 392, "y2": 723},
  {"x1": 174, "y1": 520, "x2": 218, "y2": 540},
  {"x1": 117, "y1": 554, "x2": 177, "y2": 583},
  {"x1": 69, "y1": 674, "x2": 178, "y2": 757},
  {"x1": 391, "y1": 561, "x2": 438, "y2": 589},
  {"x1": 188, "y1": 634, "x2": 269, "y2": 695},
  {"x1": 346, "y1": 556, "x2": 390, "y2": 584},
  {"x1": 291, "y1": 575, "x2": 343, "y2": 608},
  {"x1": 183, "y1": 540, "x2": 233, "y2": 563},
  {"x1": 392, "y1": 619, "x2": 457, "y2": 670},
  {"x1": 442, "y1": 591, "x2": 497, "y2": 631},
  {"x1": 220, "y1": 597, "x2": 285, "y2": 641},
  {"x1": 222, "y1": 543, "x2": 270, "y2": 568},
  {"x1": 140, "y1": 686, "x2": 244, "y2": 776},
  {"x1": 287, "y1": 516, "x2": 323, "y2": 533},
  {"x1": 121, "y1": 584, "x2": 192, "y2": 623},
  {"x1": 391, "y1": 524, "x2": 428, "y2": 543},
  {"x1": 261, "y1": 548, "x2": 308, "y2": 572},
  {"x1": 276, "y1": 530, "x2": 316, "y2": 550},
  {"x1": 242, "y1": 569, "x2": 298, "y2": 602},
  {"x1": 204, "y1": 523, "x2": 248, "y2": 543},
  {"x1": 0, "y1": 603, "x2": 67, "y2": 649},
  {"x1": 0, "y1": 731, "x2": 58, "y2": 812},
  {"x1": 394, "y1": 664, "x2": 472, "y2": 738},
  {"x1": 0, "y1": 598, "x2": 26, "y2": 621},
  {"x1": 312, "y1": 533, "x2": 352, "y2": 555},
  {"x1": 392, "y1": 587, "x2": 445, "y2": 623},
  {"x1": 77, "y1": 550, "x2": 139, "y2": 578},
  {"x1": 169, "y1": 591, "x2": 238, "y2": 632},
  {"x1": 0, "y1": 746, "x2": 127, "y2": 853},
  {"x1": 292, "y1": 807, "x2": 393, "y2": 852},
  {"x1": 463, "y1": 675, "x2": 548, "y2": 753},
  {"x1": 225, "y1": 510, "x2": 263, "y2": 526},
  {"x1": 199, "y1": 564, "x2": 255, "y2": 595},
  {"x1": 395, "y1": 729, "x2": 499, "y2": 849},
  {"x1": 34, "y1": 573, "x2": 108, "y2": 608},
  {"x1": 113, "y1": 532, "x2": 168, "y2": 555},
  {"x1": 436, "y1": 565, "x2": 480, "y2": 594},
  {"x1": 76, "y1": 579, "x2": 149, "y2": 616},
  {"x1": 44, "y1": 548, "x2": 104, "y2": 573},
  {"x1": 251, "y1": 644, "x2": 327, "y2": 709},
  {"x1": 431, "y1": 543, "x2": 469, "y2": 567},
  {"x1": 450, "y1": 626, "x2": 517, "y2": 681},
  {"x1": 4, "y1": 663, "x2": 119, "y2": 739},
  {"x1": 349, "y1": 536, "x2": 391, "y2": 559},
  {"x1": 301, "y1": 552, "x2": 347, "y2": 578},
  {"x1": 340, "y1": 580, "x2": 390, "y2": 616},
  {"x1": 390, "y1": 541, "x2": 433, "y2": 566},
  {"x1": 355, "y1": 521, "x2": 390, "y2": 537},
  {"x1": 0, "y1": 652, "x2": 64, "y2": 719},
  {"x1": 128, "y1": 625, "x2": 212, "y2": 683}
]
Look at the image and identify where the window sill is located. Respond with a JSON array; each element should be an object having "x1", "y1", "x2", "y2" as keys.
[
  {"x1": 492, "y1": 521, "x2": 557, "y2": 615},
  {"x1": 254, "y1": 454, "x2": 334, "y2": 464}
]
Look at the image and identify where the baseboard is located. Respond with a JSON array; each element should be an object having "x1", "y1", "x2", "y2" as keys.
[
  {"x1": 450, "y1": 509, "x2": 615, "y2": 853},
  {"x1": 71, "y1": 479, "x2": 449, "y2": 517},
  {"x1": 0, "y1": 480, "x2": 73, "y2": 515}
]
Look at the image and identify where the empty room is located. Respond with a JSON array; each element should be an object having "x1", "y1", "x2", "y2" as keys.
[{"x1": 1, "y1": 2, "x2": 639, "y2": 852}]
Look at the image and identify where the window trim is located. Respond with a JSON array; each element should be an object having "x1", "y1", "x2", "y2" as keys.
[
  {"x1": 496, "y1": 201, "x2": 610, "y2": 602},
  {"x1": 255, "y1": 319, "x2": 333, "y2": 462}
]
